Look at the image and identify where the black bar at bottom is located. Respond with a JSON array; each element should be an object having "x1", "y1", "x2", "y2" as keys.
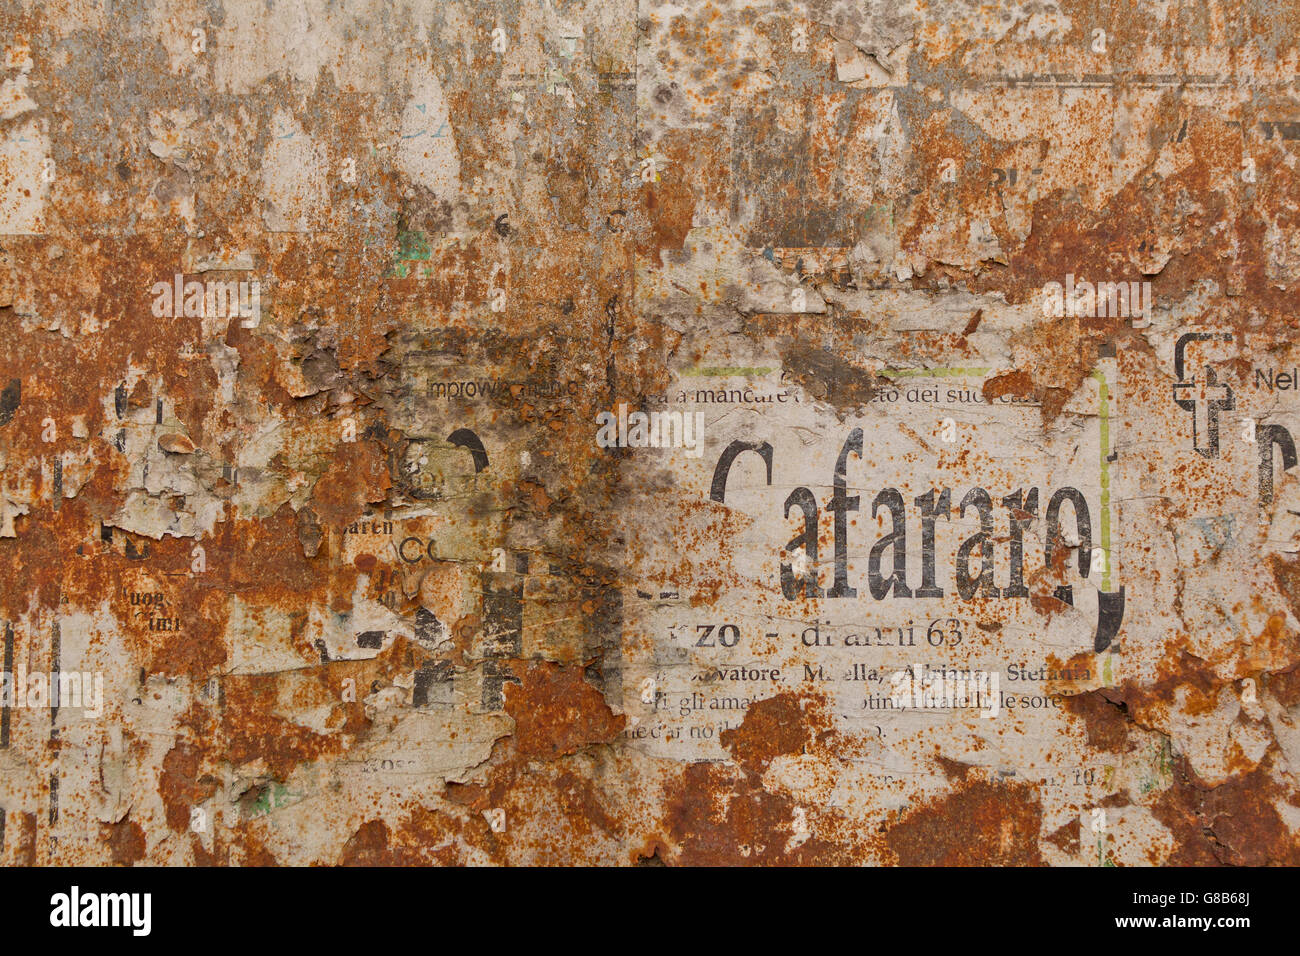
[{"x1": 0, "y1": 864, "x2": 1274, "y2": 943}]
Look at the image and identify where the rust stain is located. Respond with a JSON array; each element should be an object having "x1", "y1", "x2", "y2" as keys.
[
  {"x1": 885, "y1": 779, "x2": 1046, "y2": 867},
  {"x1": 504, "y1": 662, "x2": 625, "y2": 758},
  {"x1": 0, "y1": 0, "x2": 1295, "y2": 869}
]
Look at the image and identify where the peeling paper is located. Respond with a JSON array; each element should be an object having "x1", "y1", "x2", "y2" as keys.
[{"x1": 0, "y1": 0, "x2": 1297, "y2": 869}]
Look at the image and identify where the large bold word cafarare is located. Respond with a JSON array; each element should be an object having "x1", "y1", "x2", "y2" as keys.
[{"x1": 710, "y1": 430, "x2": 1102, "y2": 607}]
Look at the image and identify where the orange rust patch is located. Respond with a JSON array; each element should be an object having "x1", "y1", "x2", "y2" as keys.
[
  {"x1": 885, "y1": 779, "x2": 1045, "y2": 866},
  {"x1": 661, "y1": 762, "x2": 848, "y2": 865},
  {"x1": 718, "y1": 692, "x2": 817, "y2": 773},
  {"x1": 308, "y1": 440, "x2": 392, "y2": 530},
  {"x1": 504, "y1": 662, "x2": 625, "y2": 758},
  {"x1": 1061, "y1": 689, "x2": 1130, "y2": 753},
  {"x1": 1045, "y1": 819, "x2": 1080, "y2": 855},
  {"x1": 1153, "y1": 757, "x2": 1300, "y2": 866},
  {"x1": 982, "y1": 369, "x2": 1035, "y2": 403},
  {"x1": 104, "y1": 818, "x2": 148, "y2": 865},
  {"x1": 159, "y1": 743, "x2": 218, "y2": 833}
]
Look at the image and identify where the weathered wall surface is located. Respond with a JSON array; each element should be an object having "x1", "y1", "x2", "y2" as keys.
[{"x1": 0, "y1": 0, "x2": 1298, "y2": 865}]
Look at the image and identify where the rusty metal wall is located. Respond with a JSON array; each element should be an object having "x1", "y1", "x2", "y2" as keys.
[{"x1": 0, "y1": 0, "x2": 1298, "y2": 866}]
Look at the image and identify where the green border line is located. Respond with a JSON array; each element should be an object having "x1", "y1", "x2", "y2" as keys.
[
  {"x1": 882, "y1": 367, "x2": 991, "y2": 378},
  {"x1": 1091, "y1": 369, "x2": 1112, "y2": 592},
  {"x1": 680, "y1": 367, "x2": 774, "y2": 377}
]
